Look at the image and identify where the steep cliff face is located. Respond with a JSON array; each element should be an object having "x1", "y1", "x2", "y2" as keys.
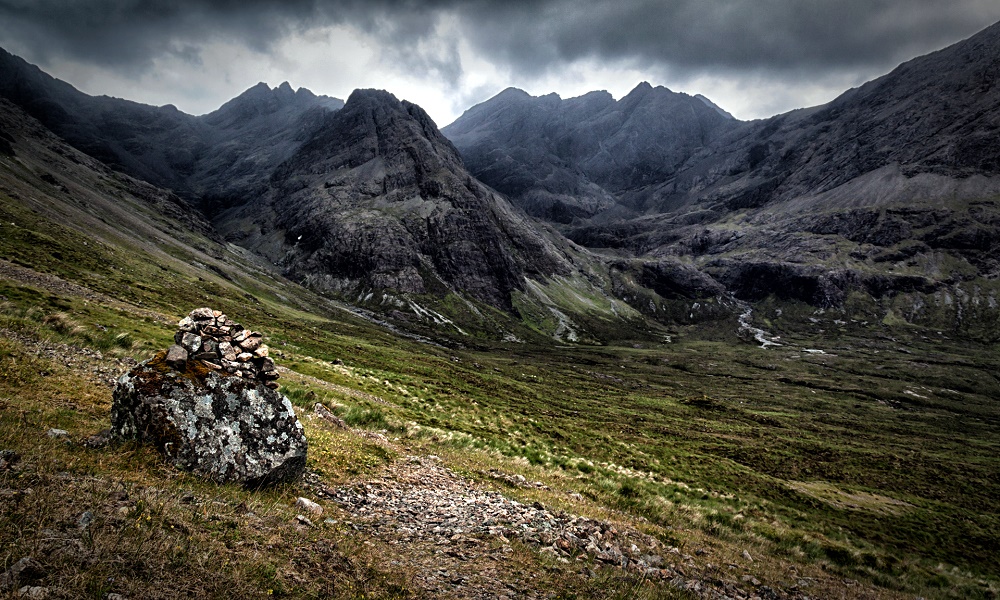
[
  {"x1": 219, "y1": 89, "x2": 571, "y2": 310},
  {"x1": 443, "y1": 83, "x2": 737, "y2": 223}
]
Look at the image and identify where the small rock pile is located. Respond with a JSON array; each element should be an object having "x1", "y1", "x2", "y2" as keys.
[{"x1": 167, "y1": 307, "x2": 279, "y2": 388}]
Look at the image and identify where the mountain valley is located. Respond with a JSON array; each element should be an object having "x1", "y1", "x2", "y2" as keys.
[{"x1": 0, "y1": 20, "x2": 999, "y2": 600}]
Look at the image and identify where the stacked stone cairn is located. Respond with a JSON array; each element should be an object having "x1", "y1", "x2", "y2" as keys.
[{"x1": 166, "y1": 307, "x2": 279, "y2": 388}]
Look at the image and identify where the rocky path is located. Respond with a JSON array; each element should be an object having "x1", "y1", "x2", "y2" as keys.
[{"x1": 307, "y1": 449, "x2": 798, "y2": 600}]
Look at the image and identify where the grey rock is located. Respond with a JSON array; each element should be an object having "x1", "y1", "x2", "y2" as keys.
[
  {"x1": 111, "y1": 354, "x2": 307, "y2": 487},
  {"x1": 218, "y1": 342, "x2": 237, "y2": 361},
  {"x1": 164, "y1": 344, "x2": 188, "y2": 370},
  {"x1": 239, "y1": 334, "x2": 262, "y2": 352},
  {"x1": 179, "y1": 332, "x2": 202, "y2": 354},
  {"x1": 189, "y1": 307, "x2": 215, "y2": 320},
  {"x1": 295, "y1": 515, "x2": 315, "y2": 528},
  {"x1": 0, "y1": 557, "x2": 42, "y2": 590},
  {"x1": 0, "y1": 449, "x2": 20, "y2": 469},
  {"x1": 17, "y1": 586, "x2": 47, "y2": 599},
  {"x1": 45, "y1": 428, "x2": 68, "y2": 439},
  {"x1": 314, "y1": 403, "x2": 347, "y2": 429},
  {"x1": 82, "y1": 429, "x2": 111, "y2": 448},
  {"x1": 295, "y1": 497, "x2": 323, "y2": 516}
]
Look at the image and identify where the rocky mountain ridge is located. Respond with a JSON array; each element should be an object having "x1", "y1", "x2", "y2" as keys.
[
  {"x1": 217, "y1": 88, "x2": 575, "y2": 311},
  {"x1": 443, "y1": 82, "x2": 738, "y2": 223},
  {"x1": 5, "y1": 19, "x2": 1000, "y2": 339},
  {"x1": 0, "y1": 56, "x2": 659, "y2": 342},
  {"x1": 0, "y1": 47, "x2": 343, "y2": 204},
  {"x1": 445, "y1": 21, "x2": 1000, "y2": 336}
]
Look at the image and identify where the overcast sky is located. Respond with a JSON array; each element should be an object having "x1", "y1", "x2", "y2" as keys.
[{"x1": 1, "y1": 1, "x2": 998, "y2": 127}]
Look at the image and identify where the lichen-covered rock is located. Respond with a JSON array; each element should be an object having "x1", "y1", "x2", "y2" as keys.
[{"x1": 111, "y1": 353, "x2": 306, "y2": 487}]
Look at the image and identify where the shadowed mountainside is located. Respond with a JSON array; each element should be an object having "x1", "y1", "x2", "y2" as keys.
[
  {"x1": 0, "y1": 47, "x2": 343, "y2": 206},
  {"x1": 216, "y1": 89, "x2": 575, "y2": 311},
  {"x1": 443, "y1": 83, "x2": 738, "y2": 223}
]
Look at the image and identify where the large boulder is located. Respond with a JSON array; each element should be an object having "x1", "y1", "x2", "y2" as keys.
[{"x1": 111, "y1": 351, "x2": 307, "y2": 487}]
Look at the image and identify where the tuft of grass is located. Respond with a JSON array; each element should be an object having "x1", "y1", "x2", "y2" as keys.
[{"x1": 343, "y1": 406, "x2": 389, "y2": 430}]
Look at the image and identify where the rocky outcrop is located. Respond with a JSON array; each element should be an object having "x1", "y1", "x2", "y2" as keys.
[
  {"x1": 110, "y1": 310, "x2": 305, "y2": 487},
  {"x1": 221, "y1": 88, "x2": 570, "y2": 310},
  {"x1": 447, "y1": 23, "x2": 1000, "y2": 319}
]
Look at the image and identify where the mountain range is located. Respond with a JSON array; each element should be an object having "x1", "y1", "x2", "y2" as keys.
[{"x1": 2, "y1": 21, "x2": 1000, "y2": 341}]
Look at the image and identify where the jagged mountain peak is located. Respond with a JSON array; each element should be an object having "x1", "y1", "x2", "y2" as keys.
[
  {"x1": 443, "y1": 80, "x2": 741, "y2": 222},
  {"x1": 344, "y1": 87, "x2": 399, "y2": 106},
  {"x1": 223, "y1": 90, "x2": 570, "y2": 310},
  {"x1": 496, "y1": 86, "x2": 531, "y2": 99},
  {"x1": 206, "y1": 81, "x2": 343, "y2": 125},
  {"x1": 310, "y1": 87, "x2": 457, "y2": 168}
]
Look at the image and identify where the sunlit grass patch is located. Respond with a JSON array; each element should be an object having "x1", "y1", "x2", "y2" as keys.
[{"x1": 786, "y1": 480, "x2": 915, "y2": 516}]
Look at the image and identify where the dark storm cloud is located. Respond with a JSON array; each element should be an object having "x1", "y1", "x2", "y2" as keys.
[
  {"x1": 456, "y1": 0, "x2": 1000, "y2": 76},
  {"x1": 1, "y1": 0, "x2": 999, "y2": 80},
  {"x1": 0, "y1": 0, "x2": 454, "y2": 75}
]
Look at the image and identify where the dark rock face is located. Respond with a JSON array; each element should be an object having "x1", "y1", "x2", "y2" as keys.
[
  {"x1": 223, "y1": 88, "x2": 570, "y2": 310},
  {"x1": 443, "y1": 83, "x2": 738, "y2": 222},
  {"x1": 111, "y1": 354, "x2": 306, "y2": 487},
  {"x1": 634, "y1": 259, "x2": 727, "y2": 300}
]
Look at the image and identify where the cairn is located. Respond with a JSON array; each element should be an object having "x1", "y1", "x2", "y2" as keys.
[{"x1": 165, "y1": 308, "x2": 280, "y2": 388}]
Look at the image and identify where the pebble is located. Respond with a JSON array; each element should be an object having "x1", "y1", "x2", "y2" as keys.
[
  {"x1": 314, "y1": 404, "x2": 348, "y2": 429},
  {"x1": 295, "y1": 515, "x2": 315, "y2": 528},
  {"x1": 45, "y1": 429, "x2": 68, "y2": 439},
  {"x1": 295, "y1": 497, "x2": 323, "y2": 516},
  {"x1": 0, "y1": 557, "x2": 42, "y2": 591}
]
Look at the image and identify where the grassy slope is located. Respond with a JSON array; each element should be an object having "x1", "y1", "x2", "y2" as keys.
[{"x1": 1, "y1": 107, "x2": 998, "y2": 599}]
